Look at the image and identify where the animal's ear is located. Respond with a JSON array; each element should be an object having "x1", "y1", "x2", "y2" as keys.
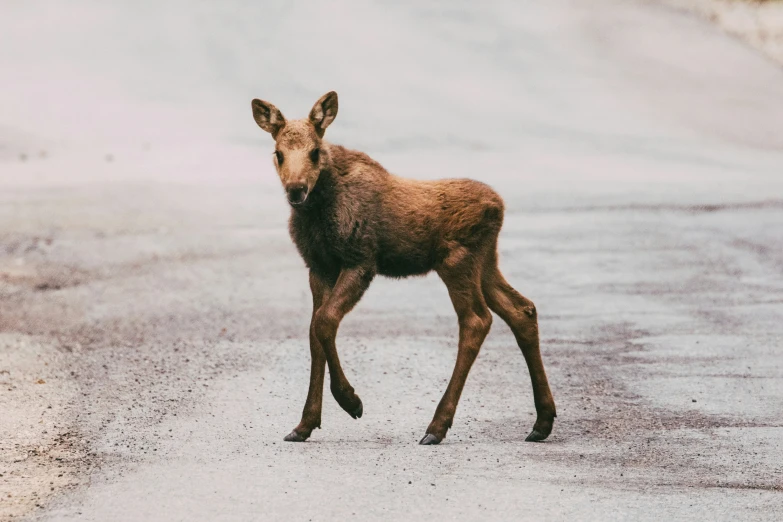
[
  {"x1": 309, "y1": 91, "x2": 338, "y2": 137},
  {"x1": 251, "y1": 99, "x2": 286, "y2": 138}
]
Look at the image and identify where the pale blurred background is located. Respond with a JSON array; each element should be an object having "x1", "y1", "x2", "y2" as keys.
[{"x1": 2, "y1": 1, "x2": 783, "y2": 521}]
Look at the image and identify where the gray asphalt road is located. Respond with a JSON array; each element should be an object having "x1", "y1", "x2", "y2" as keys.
[{"x1": 2, "y1": 0, "x2": 783, "y2": 521}]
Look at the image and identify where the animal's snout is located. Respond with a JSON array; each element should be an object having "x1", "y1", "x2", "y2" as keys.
[{"x1": 286, "y1": 184, "x2": 309, "y2": 206}]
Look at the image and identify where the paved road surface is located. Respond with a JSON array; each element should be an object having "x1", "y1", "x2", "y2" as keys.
[{"x1": 1, "y1": 0, "x2": 782, "y2": 520}]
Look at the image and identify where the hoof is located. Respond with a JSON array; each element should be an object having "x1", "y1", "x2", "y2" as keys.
[
  {"x1": 419, "y1": 433, "x2": 441, "y2": 445},
  {"x1": 525, "y1": 416, "x2": 554, "y2": 442},
  {"x1": 525, "y1": 429, "x2": 547, "y2": 442},
  {"x1": 332, "y1": 386, "x2": 363, "y2": 419},
  {"x1": 283, "y1": 429, "x2": 308, "y2": 442},
  {"x1": 349, "y1": 400, "x2": 363, "y2": 419}
]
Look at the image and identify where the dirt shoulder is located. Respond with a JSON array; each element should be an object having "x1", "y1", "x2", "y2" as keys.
[
  {"x1": 0, "y1": 248, "x2": 97, "y2": 520},
  {"x1": 659, "y1": 0, "x2": 783, "y2": 64},
  {"x1": 0, "y1": 332, "x2": 93, "y2": 521}
]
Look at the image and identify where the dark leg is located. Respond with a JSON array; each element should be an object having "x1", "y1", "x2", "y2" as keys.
[
  {"x1": 420, "y1": 251, "x2": 492, "y2": 445},
  {"x1": 482, "y1": 259, "x2": 557, "y2": 442},
  {"x1": 284, "y1": 272, "x2": 332, "y2": 442},
  {"x1": 313, "y1": 266, "x2": 374, "y2": 418}
]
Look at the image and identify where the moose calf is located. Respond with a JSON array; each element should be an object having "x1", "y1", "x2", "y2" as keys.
[{"x1": 251, "y1": 91, "x2": 556, "y2": 444}]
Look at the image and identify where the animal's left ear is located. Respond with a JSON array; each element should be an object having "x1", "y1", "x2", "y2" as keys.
[{"x1": 309, "y1": 91, "x2": 338, "y2": 137}]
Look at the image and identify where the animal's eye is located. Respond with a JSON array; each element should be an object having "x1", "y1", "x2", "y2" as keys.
[
  {"x1": 274, "y1": 150, "x2": 284, "y2": 165},
  {"x1": 310, "y1": 148, "x2": 320, "y2": 164}
]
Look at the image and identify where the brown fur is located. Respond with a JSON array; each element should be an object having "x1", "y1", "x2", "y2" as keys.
[{"x1": 251, "y1": 92, "x2": 556, "y2": 444}]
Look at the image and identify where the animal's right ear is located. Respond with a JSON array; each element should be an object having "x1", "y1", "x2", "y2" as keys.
[{"x1": 251, "y1": 99, "x2": 286, "y2": 138}]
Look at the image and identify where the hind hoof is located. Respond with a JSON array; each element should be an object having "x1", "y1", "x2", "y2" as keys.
[
  {"x1": 525, "y1": 429, "x2": 547, "y2": 442},
  {"x1": 283, "y1": 429, "x2": 309, "y2": 442},
  {"x1": 419, "y1": 433, "x2": 441, "y2": 445}
]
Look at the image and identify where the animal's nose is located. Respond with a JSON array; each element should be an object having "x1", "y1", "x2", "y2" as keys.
[{"x1": 286, "y1": 184, "x2": 308, "y2": 206}]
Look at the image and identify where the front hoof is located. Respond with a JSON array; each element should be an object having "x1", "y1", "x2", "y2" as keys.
[
  {"x1": 333, "y1": 387, "x2": 363, "y2": 419},
  {"x1": 283, "y1": 429, "x2": 309, "y2": 442},
  {"x1": 419, "y1": 433, "x2": 441, "y2": 445},
  {"x1": 349, "y1": 400, "x2": 363, "y2": 419}
]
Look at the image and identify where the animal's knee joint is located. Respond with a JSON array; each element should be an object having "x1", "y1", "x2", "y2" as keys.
[
  {"x1": 463, "y1": 310, "x2": 492, "y2": 336},
  {"x1": 313, "y1": 309, "x2": 339, "y2": 341}
]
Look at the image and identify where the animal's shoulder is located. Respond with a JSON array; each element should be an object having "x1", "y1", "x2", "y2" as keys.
[{"x1": 329, "y1": 144, "x2": 388, "y2": 179}]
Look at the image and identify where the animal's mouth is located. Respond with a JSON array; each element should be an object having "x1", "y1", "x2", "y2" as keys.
[{"x1": 287, "y1": 185, "x2": 308, "y2": 206}]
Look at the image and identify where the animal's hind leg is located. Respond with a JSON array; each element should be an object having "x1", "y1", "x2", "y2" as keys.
[
  {"x1": 420, "y1": 248, "x2": 493, "y2": 445},
  {"x1": 482, "y1": 257, "x2": 557, "y2": 442}
]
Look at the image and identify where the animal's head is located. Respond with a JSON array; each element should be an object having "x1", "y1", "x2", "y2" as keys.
[{"x1": 251, "y1": 91, "x2": 339, "y2": 207}]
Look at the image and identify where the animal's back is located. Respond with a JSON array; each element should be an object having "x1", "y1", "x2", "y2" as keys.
[{"x1": 375, "y1": 175, "x2": 505, "y2": 277}]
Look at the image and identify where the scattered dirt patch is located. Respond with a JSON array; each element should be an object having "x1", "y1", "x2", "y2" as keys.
[
  {"x1": 487, "y1": 319, "x2": 783, "y2": 492},
  {"x1": 0, "y1": 335, "x2": 91, "y2": 521},
  {"x1": 0, "y1": 431, "x2": 96, "y2": 521}
]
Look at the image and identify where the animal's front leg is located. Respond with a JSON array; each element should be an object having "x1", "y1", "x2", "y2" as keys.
[
  {"x1": 284, "y1": 272, "x2": 331, "y2": 442},
  {"x1": 313, "y1": 266, "x2": 375, "y2": 419}
]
